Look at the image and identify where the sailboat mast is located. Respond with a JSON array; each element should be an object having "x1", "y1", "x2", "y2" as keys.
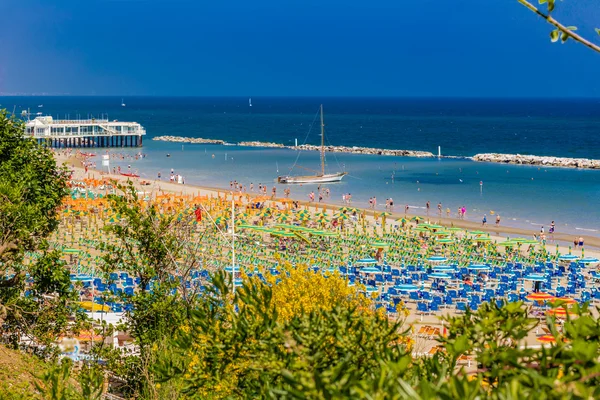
[{"x1": 320, "y1": 104, "x2": 325, "y2": 176}]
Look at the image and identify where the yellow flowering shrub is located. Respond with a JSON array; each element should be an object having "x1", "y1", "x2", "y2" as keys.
[{"x1": 244, "y1": 262, "x2": 372, "y2": 321}]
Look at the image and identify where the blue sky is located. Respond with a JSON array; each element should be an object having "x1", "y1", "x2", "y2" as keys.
[{"x1": 0, "y1": 0, "x2": 598, "y2": 96}]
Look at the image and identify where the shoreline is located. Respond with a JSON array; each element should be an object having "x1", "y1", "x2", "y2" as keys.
[
  {"x1": 57, "y1": 152, "x2": 600, "y2": 250},
  {"x1": 152, "y1": 135, "x2": 600, "y2": 170}
]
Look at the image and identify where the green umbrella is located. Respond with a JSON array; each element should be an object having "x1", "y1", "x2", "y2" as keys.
[
  {"x1": 370, "y1": 241, "x2": 391, "y2": 249},
  {"x1": 436, "y1": 238, "x2": 455, "y2": 244},
  {"x1": 469, "y1": 231, "x2": 488, "y2": 236},
  {"x1": 63, "y1": 248, "x2": 80, "y2": 254}
]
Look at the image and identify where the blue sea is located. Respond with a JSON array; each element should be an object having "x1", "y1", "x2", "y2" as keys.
[{"x1": 2, "y1": 96, "x2": 600, "y2": 237}]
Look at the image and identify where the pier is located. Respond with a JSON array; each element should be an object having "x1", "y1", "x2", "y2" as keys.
[{"x1": 25, "y1": 116, "x2": 146, "y2": 148}]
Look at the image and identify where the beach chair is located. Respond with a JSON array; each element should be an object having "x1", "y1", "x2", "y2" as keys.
[
  {"x1": 417, "y1": 302, "x2": 430, "y2": 315},
  {"x1": 409, "y1": 291, "x2": 420, "y2": 302},
  {"x1": 456, "y1": 302, "x2": 467, "y2": 312}
]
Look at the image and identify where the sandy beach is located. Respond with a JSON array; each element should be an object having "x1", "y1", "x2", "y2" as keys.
[{"x1": 57, "y1": 152, "x2": 600, "y2": 251}]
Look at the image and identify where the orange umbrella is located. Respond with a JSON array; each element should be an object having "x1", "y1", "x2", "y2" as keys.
[
  {"x1": 526, "y1": 292, "x2": 555, "y2": 302},
  {"x1": 546, "y1": 308, "x2": 576, "y2": 318},
  {"x1": 537, "y1": 335, "x2": 556, "y2": 343},
  {"x1": 554, "y1": 297, "x2": 577, "y2": 305}
]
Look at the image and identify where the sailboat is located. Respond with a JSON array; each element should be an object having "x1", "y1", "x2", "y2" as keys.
[
  {"x1": 277, "y1": 105, "x2": 347, "y2": 184},
  {"x1": 121, "y1": 98, "x2": 126, "y2": 107}
]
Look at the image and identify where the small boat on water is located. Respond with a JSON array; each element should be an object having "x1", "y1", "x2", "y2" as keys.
[{"x1": 277, "y1": 105, "x2": 346, "y2": 184}]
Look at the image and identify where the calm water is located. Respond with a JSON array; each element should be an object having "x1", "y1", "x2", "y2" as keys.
[{"x1": 2, "y1": 96, "x2": 599, "y2": 236}]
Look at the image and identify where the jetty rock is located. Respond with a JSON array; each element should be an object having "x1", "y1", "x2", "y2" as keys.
[
  {"x1": 153, "y1": 135, "x2": 225, "y2": 145},
  {"x1": 471, "y1": 153, "x2": 600, "y2": 170},
  {"x1": 294, "y1": 144, "x2": 434, "y2": 158},
  {"x1": 238, "y1": 141, "x2": 285, "y2": 148}
]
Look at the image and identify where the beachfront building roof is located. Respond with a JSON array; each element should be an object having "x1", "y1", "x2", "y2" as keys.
[{"x1": 24, "y1": 116, "x2": 146, "y2": 148}]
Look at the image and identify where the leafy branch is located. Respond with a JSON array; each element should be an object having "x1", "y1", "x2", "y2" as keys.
[{"x1": 517, "y1": 0, "x2": 600, "y2": 53}]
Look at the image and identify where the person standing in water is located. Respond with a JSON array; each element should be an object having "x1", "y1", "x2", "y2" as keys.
[
  {"x1": 426, "y1": 201, "x2": 430, "y2": 215},
  {"x1": 482, "y1": 214, "x2": 487, "y2": 226},
  {"x1": 496, "y1": 214, "x2": 501, "y2": 226}
]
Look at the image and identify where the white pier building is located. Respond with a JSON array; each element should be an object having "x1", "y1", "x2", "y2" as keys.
[{"x1": 25, "y1": 116, "x2": 146, "y2": 148}]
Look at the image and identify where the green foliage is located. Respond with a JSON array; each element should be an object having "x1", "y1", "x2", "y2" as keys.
[
  {"x1": 155, "y1": 271, "x2": 412, "y2": 399},
  {"x1": 34, "y1": 360, "x2": 104, "y2": 400},
  {"x1": 0, "y1": 110, "x2": 77, "y2": 352}
]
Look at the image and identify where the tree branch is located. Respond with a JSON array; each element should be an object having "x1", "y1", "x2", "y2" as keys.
[{"x1": 517, "y1": 0, "x2": 600, "y2": 53}]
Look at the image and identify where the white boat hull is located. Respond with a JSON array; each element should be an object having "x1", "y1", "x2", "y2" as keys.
[{"x1": 278, "y1": 172, "x2": 347, "y2": 184}]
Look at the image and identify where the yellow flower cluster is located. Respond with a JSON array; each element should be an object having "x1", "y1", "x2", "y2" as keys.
[{"x1": 244, "y1": 262, "x2": 372, "y2": 321}]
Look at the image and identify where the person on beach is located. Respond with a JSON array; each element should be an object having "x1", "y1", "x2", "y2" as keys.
[
  {"x1": 369, "y1": 197, "x2": 373, "y2": 209},
  {"x1": 446, "y1": 208, "x2": 450, "y2": 217},
  {"x1": 482, "y1": 215, "x2": 487, "y2": 226},
  {"x1": 437, "y1": 202, "x2": 442, "y2": 216},
  {"x1": 319, "y1": 193, "x2": 323, "y2": 203},
  {"x1": 271, "y1": 187, "x2": 276, "y2": 199},
  {"x1": 426, "y1": 201, "x2": 430, "y2": 215},
  {"x1": 461, "y1": 206, "x2": 466, "y2": 219},
  {"x1": 496, "y1": 214, "x2": 500, "y2": 226},
  {"x1": 574, "y1": 237, "x2": 578, "y2": 248},
  {"x1": 579, "y1": 237, "x2": 584, "y2": 247},
  {"x1": 405, "y1": 204, "x2": 409, "y2": 214},
  {"x1": 549, "y1": 221, "x2": 555, "y2": 234},
  {"x1": 389, "y1": 197, "x2": 393, "y2": 210},
  {"x1": 457, "y1": 207, "x2": 462, "y2": 219},
  {"x1": 157, "y1": 172, "x2": 161, "y2": 180},
  {"x1": 373, "y1": 197, "x2": 377, "y2": 209}
]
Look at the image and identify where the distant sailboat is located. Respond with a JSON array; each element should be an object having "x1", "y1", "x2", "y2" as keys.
[
  {"x1": 38, "y1": 104, "x2": 43, "y2": 108},
  {"x1": 277, "y1": 105, "x2": 347, "y2": 184},
  {"x1": 249, "y1": 98, "x2": 252, "y2": 107},
  {"x1": 121, "y1": 98, "x2": 126, "y2": 107}
]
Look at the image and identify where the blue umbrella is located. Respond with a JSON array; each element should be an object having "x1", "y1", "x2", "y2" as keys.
[
  {"x1": 394, "y1": 284, "x2": 419, "y2": 292},
  {"x1": 70, "y1": 274, "x2": 94, "y2": 282},
  {"x1": 468, "y1": 265, "x2": 491, "y2": 272},
  {"x1": 523, "y1": 274, "x2": 546, "y2": 282},
  {"x1": 356, "y1": 258, "x2": 378, "y2": 264},
  {"x1": 364, "y1": 285, "x2": 379, "y2": 293},
  {"x1": 224, "y1": 265, "x2": 240, "y2": 273},
  {"x1": 558, "y1": 254, "x2": 579, "y2": 261},
  {"x1": 580, "y1": 257, "x2": 599, "y2": 264},
  {"x1": 433, "y1": 266, "x2": 456, "y2": 273},
  {"x1": 361, "y1": 266, "x2": 382, "y2": 274},
  {"x1": 429, "y1": 272, "x2": 452, "y2": 279},
  {"x1": 427, "y1": 256, "x2": 447, "y2": 262}
]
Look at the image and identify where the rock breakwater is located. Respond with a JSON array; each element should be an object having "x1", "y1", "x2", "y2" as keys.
[
  {"x1": 153, "y1": 135, "x2": 225, "y2": 145},
  {"x1": 471, "y1": 153, "x2": 600, "y2": 169},
  {"x1": 154, "y1": 136, "x2": 434, "y2": 157}
]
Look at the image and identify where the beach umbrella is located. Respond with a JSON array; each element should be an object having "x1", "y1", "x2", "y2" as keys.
[
  {"x1": 432, "y1": 266, "x2": 456, "y2": 273},
  {"x1": 468, "y1": 264, "x2": 491, "y2": 271},
  {"x1": 526, "y1": 292, "x2": 555, "y2": 302},
  {"x1": 553, "y1": 297, "x2": 577, "y2": 305},
  {"x1": 432, "y1": 230, "x2": 451, "y2": 236},
  {"x1": 335, "y1": 213, "x2": 349, "y2": 220},
  {"x1": 63, "y1": 248, "x2": 80, "y2": 254},
  {"x1": 394, "y1": 283, "x2": 419, "y2": 292},
  {"x1": 473, "y1": 237, "x2": 492, "y2": 243},
  {"x1": 356, "y1": 258, "x2": 378, "y2": 264},
  {"x1": 311, "y1": 230, "x2": 339, "y2": 237},
  {"x1": 427, "y1": 224, "x2": 443, "y2": 230},
  {"x1": 371, "y1": 241, "x2": 391, "y2": 249},
  {"x1": 427, "y1": 256, "x2": 447, "y2": 262},
  {"x1": 579, "y1": 257, "x2": 599, "y2": 264},
  {"x1": 436, "y1": 238, "x2": 455, "y2": 244},
  {"x1": 537, "y1": 335, "x2": 556, "y2": 343},
  {"x1": 469, "y1": 231, "x2": 487, "y2": 236},
  {"x1": 448, "y1": 227, "x2": 463, "y2": 232},
  {"x1": 413, "y1": 227, "x2": 430, "y2": 233},
  {"x1": 523, "y1": 274, "x2": 547, "y2": 282},
  {"x1": 79, "y1": 301, "x2": 111, "y2": 312},
  {"x1": 546, "y1": 308, "x2": 575, "y2": 318},
  {"x1": 429, "y1": 272, "x2": 452, "y2": 280},
  {"x1": 498, "y1": 241, "x2": 518, "y2": 247},
  {"x1": 364, "y1": 285, "x2": 379, "y2": 293},
  {"x1": 558, "y1": 254, "x2": 579, "y2": 261},
  {"x1": 360, "y1": 266, "x2": 382, "y2": 274}
]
